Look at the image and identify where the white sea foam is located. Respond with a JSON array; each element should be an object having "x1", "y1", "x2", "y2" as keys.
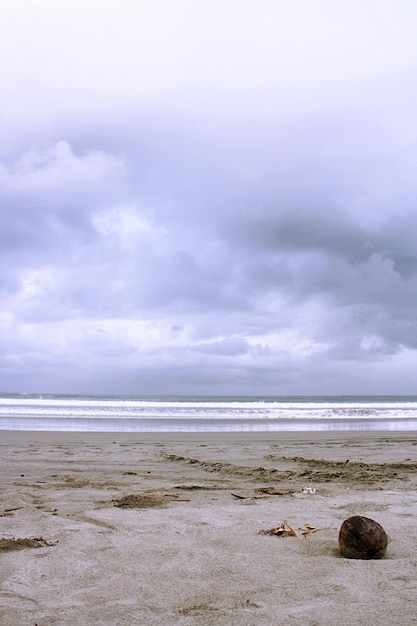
[{"x1": 0, "y1": 394, "x2": 416, "y2": 431}]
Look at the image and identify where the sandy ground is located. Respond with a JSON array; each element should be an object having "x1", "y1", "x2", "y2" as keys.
[{"x1": 1, "y1": 430, "x2": 417, "y2": 626}]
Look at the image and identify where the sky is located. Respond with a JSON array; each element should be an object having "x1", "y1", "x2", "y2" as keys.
[{"x1": 1, "y1": 0, "x2": 417, "y2": 396}]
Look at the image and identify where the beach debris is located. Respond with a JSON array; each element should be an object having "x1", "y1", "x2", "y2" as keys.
[
  {"x1": 338, "y1": 515, "x2": 388, "y2": 559},
  {"x1": 163, "y1": 494, "x2": 191, "y2": 501},
  {"x1": 299, "y1": 523, "x2": 323, "y2": 537},
  {"x1": 255, "y1": 488, "x2": 294, "y2": 496},
  {"x1": 113, "y1": 494, "x2": 166, "y2": 509},
  {"x1": 231, "y1": 493, "x2": 264, "y2": 500},
  {"x1": 0, "y1": 537, "x2": 56, "y2": 552},
  {"x1": 174, "y1": 485, "x2": 206, "y2": 490},
  {"x1": 301, "y1": 487, "x2": 316, "y2": 494},
  {"x1": 259, "y1": 521, "x2": 298, "y2": 537}
]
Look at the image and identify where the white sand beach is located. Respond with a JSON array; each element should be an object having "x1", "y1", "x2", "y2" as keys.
[{"x1": 1, "y1": 431, "x2": 416, "y2": 625}]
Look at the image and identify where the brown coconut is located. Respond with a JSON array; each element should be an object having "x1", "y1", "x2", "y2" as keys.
[{"x1": 338, "y1": 515, "x2": 388, "y2": 559}]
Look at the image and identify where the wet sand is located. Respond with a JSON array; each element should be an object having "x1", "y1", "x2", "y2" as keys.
[{"x1": 1, "y1": 431, "x2": 417, "y2": 625}]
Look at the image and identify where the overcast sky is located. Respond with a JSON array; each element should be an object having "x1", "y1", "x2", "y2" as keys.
[{"x1": 1, "y1": 0, "x2": 417, "y2": 395}]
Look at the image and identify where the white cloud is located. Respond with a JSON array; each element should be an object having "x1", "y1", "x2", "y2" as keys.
[{"x1": 0, "y1": 141, "x2": 126, "y2": 199}]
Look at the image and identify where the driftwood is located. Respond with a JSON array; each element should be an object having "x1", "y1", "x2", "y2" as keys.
[
  {"x1": 233, "y1": 488, "x2": 294, "y2": 499},
  {"x1": 259, "y1": 521, "x2": 325, "y2": 538},
  {"x1": 338, "y1": 515, "x2": 388, "y2": 559},
  {"x1": 299, "y1": 523, "x2": 323, "y2": 537},
  {"x1": 255, "y1": 488, "x2": 294, "y2": 496},
  {"x1": 231, "y1": 493, "x2": 264, "y2": 500},
  {"x1": 163, "y1": 493, "x2": 191, "y2": 501},
  {"x1": 259, "y1": 521, "x2": 298, "y2": 537}
]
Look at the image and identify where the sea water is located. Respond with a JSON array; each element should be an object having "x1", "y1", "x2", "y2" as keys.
[{"x1": 0, "y1": 393, "x2": 416, "y2": 432}]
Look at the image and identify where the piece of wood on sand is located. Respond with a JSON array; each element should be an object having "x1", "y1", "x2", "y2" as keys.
[
  {"x1": 255, "y1": 488, "x2": 294, "y2": 496},
  {"x1": 338, "y1": 515, "x2": 388, "y2": 559},
  {"x1": 299, "y1": 523, "x2": 323, "y2": 537},
  {"x1": 259, "y1": 520, "x2": 298, "y2": 537},
  {"x1": 231, "y1": 493, "x2": 264, "y2": 500}
]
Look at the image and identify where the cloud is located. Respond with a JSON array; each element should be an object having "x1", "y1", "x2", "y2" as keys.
[
  {"x1": 0, "y1": 147, "x2": 124, "y2": 299},
  {"x1": 1, "y1": 129, "x2": 417, "y2": 394},
  {"x1": 1, "y1": 141, "x2": 125, "y2": 195},
  {"x1": 1, "y1": 2, "x2": 417, "y2": 394}
]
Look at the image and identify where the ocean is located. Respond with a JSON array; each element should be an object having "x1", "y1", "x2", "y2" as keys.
[{"x1": 0, "y1": 393, "x2": 417, "y2": 432}]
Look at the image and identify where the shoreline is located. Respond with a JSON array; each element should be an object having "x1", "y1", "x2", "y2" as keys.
[{"x1": 1, "y1": 428, "x2": 416, "y2": 444}]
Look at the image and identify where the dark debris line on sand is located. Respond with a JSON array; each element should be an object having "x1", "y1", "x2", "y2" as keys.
[
  {"x1": 112, "y1": 494, "x2": 167, "y2": 509},
  {"x1": 163, "y1": 453, "x2": 417, "y2": 485},
  {"x1": 0, "y1": 537, "x2": 56, "y2": 552}
]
